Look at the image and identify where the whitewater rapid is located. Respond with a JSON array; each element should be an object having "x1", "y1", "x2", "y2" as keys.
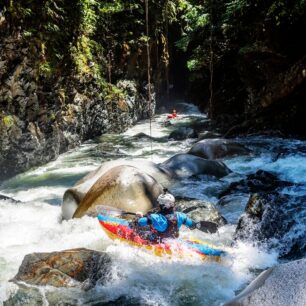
[{"x1": 1, "y1": 103, "x2": 305, "y2": 305}]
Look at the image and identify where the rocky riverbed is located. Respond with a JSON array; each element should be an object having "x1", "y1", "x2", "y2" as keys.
[{"x1": 1, "y1": 103, "x2": 305, "y2": 305}]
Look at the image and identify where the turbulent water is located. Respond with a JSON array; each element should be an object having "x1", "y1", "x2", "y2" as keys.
[{"x1": 0, "y1": 103, "x2": 305, "y2": 305}]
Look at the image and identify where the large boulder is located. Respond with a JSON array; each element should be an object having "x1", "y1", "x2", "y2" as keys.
[
  {"x1": 168, "y1": 127, "x2": 198, "y2": 140},
  {"x1": 73, "y1": 165, "x2": 164, "y2": 218},
  {"x1": 62, "y1": 159, "x2": 172, "y2": 220},
  {"x1": 223, "y1": 258, "x2": 306, "y2": 306},
  {"x1": 234, "y1": 192, "x2": 306, "y2": 259},
  {"x1": 188, "y1": 139, "x2": 250, "y2": 160},
  {"x1": 11, "y1": 248, "x2": 111, "y2": 289},
  {"x1": 160, "y1": 153, "x2": 232, "y2": 178}
]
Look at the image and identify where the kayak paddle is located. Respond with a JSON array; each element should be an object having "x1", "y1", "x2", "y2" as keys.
[
  {"x1": 95, "y1": 205, "x2": 219, "y2": 233},
  {"x1": 195, "y1": 220, "x2": 219, "y2": 234},
  {"x1": 95, "y1": 205, "x2": 137, "y2": 217}
]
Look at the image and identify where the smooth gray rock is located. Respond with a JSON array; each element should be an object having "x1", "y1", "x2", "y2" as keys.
[
  {"x1": 168, "y1": 127, "x2": 198, "y2": 140},
  {"x1": 223, "y1": 258, "x2": 306, "y2": 306},
  {"x1": 188, "y1": 139, "x2": 250, "y2": 160},
  {"x1": 160, "y1": 153, "x2": 232, "y2": 178}
]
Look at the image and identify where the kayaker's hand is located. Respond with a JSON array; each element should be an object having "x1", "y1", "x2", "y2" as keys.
[
  {"x1": 136, "y1": 211, "x2": 143, "y2": 218},
  {"x1": 190, "y1": 222, "x2": 202, "y2": 230}
]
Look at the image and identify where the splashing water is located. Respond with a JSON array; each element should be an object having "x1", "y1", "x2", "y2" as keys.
[{"x1": 0, "y1": 103, "x2": 304, "y2": 305}]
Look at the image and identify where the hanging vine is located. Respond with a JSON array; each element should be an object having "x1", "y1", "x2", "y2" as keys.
[
  {"x1": 145, "y1": 0, "x2": 153, "y2": 154},
  {"x1": 208, "y1": 0, "x2": 214, "y2": 118}
]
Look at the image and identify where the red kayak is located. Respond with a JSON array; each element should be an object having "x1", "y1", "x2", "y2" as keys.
[
  {"x1": 98, "y1": 214, "x2": 225, "y2": 261},
  {"x1": 167, "y1": 113, "x2": 177, "y2": 119}
]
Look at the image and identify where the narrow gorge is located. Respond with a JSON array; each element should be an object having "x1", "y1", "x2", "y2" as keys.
[{"x1": 0, "y1": 1, "x2": 305, "y2": 306}]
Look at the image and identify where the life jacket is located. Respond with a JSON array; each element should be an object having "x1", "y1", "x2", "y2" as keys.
[{"x1": 146, "y1": 213, "x2": 179, "y2": 243}]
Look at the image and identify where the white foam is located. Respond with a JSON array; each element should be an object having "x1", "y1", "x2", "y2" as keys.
[{"x1": 0, "y1": 201, "x2": 105, "y2": 302}]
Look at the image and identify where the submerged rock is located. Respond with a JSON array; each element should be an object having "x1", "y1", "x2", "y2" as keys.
[
  {"x1": 223, "y1": 258, "x2": 306, "y2": 306},
  {"x1": 217, "y1": 194, "x2": 251, "y2": 223},
  {"x1": 234, "y1": 193, "x2": 306, "y2": 259},
  {"x1": 4, "y1": 284, "x2": 44, "y2": 306},
  {"x1": 160, "y1": 153, "x2": 232, "y2": 178},
  {"x1": 168, "y1": 127, "x2": 198, "y2": 140},
  {"x1": 95, "y1": 143, "x2": 127, "y2": 158},
  {"x1": 197, "y1": 131, "x2": 221, "y2": 140},
  {"x1": 130, "y1": 132, "x2": 168, "y2": 142},
  {"x1": 217, "y1": 194, "x2": 250, "y2": 208},
  {"x1": 11, "y1": 248, "x2": 112, "y2": 289},
  {"x1": 0, "y1": 194, "x2": 20, "y2": 203},
  {"x1": 188, "y1": 139, "x2": 250, "y2": 160}
]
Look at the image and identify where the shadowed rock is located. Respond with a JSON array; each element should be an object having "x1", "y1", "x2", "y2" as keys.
[
  {"x1": 234, "y1": 192, "x2": 306, "y2": 259},
  {"x1": 168, "y1": 127, "x2": 198, "y2": 140},
  {"x1": 160, "y1": 153, "x2": 232, "y2": 178},
  {"x1": 188, "y1": 139, "x2": 250, "y2": 160},
  {"x1": 219, "y1": 170, "x2": 292, "y2": 197}
]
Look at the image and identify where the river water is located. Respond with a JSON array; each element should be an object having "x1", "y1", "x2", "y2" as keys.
[{"x1": 0, "y1": 103, "x2": 305, "y2": 305}]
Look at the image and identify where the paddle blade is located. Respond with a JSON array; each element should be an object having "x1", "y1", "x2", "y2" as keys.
[
  {"x1": 95, "y1": 205, "x2": 136, "y2": 217},
  {"x1": 196, "y1": 221, "x2": 219, "y2": 234}
]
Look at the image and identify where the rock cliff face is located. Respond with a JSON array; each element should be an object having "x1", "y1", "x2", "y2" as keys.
[
  {"x1": 0, "y1": 2, "x2": 156, "y2": 180},
  {"x1": 0, "y1": 38, "x2": 152, "y2": 179}
]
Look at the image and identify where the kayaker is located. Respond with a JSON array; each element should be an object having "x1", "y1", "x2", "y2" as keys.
[
  {"x1": 131, "y1": 190, "x2": 199, "y2": 243},
  {"x1": 167, "y1": 109, "x2": 177, "y2": 119}
]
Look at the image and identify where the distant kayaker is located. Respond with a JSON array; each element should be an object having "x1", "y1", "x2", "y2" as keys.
[
  {"x1": 131, "y1": 189, "x2": 198, "y2": 243},
  {"x1": 167, "y1": 109, "x2": 177, "y2": 119}
]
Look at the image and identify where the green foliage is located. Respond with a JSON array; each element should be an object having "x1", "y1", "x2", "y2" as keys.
[
  {"x1": 267, "y1": 0, "x2": 306, "y2": 25},
  {"x1": 175, "y1": 1, "x2": 209, "y2": 52},
  {"x1": 4, "y1": 0, "x2": 304, "y2": 109},
  {"x1": 223, "y1": 0, "x2": 249, "y2": 22},
  {"x1": 104, "y1": 84, "x2": 126, "y2": 103},
  {"x1": 2, "y1": 115, "x2": 15, "y2": 128}
]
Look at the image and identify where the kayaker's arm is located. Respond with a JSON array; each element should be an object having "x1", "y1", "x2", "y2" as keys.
[
  {"x1": 137, "y1": 217, "x2": 149, "y2": 226},
  {"x1": 176, "y1": 212, "x2": 219, "y2": 233},
  {"x1": 176, "y1": 212, "x2": 196, "y2": 229}
]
